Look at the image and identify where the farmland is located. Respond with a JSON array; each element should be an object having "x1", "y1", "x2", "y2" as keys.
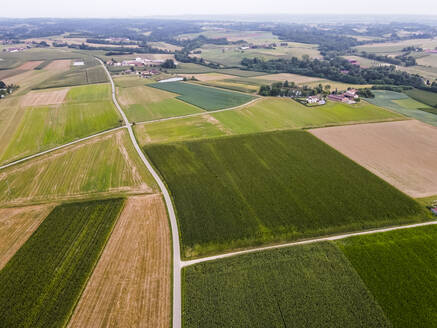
[
  {"x1": 0, "y1": 130, "x2": 156, "y2": 206},
  {"x1": 183, "y1": 242, "x2": 390, "y2": 327},
  {"x1": 0, "y1": 199, "x2": 124, "y2": 328},
  {"x1": 134, "y1": 115, "x2": 229, "y2": 145},
  {"x1": 68, "y1": 195, "x2": 171, "y2": 328},
  {"x1": 145, "y1": 130, "x2": 426, "y2": 258},
  {"x1": 36, "y1": 57, "x2": 108, "y2": 89},
  {"x1": 134, "y1": 98, "x2": 404, "y2": 146},
  {"x1": 338, "y1": 225, "x2": 437, "y2": 328},
  {"x1": 0, "y1": 204, "x2": 53, "y2": 269},
  {"x1": 311, "y1": 120, "x2": 437, "y2": 198},
  {"x1": 404, "y1": 88, "x2": 437, "y2": 107},
  {"x1": 0, "y1": 84, "x2": 121, "y2": 164},
  {"x1": 353, "y1": 38, "x2": 437, "y2": 54},
  {"x1": 149, "y1": 82, "x2": 256, "y2": 110},
  {"x1": 117, "y1": 84, "x2": 204, "y2": 122},
  {"x1": 365, "y1": 90, "x2": 437, "y2": 126}
]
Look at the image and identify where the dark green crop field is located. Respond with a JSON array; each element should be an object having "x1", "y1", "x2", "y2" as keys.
[
  {"x1": 145, "y1": 130, "x2": 426, "y2": 258},
  {"x1": 183, "y1": 242, "x2": 390, "y2": 328},
  {"x1": 0, "y1": 198, "x2": 124, "y2": 328},
  {"x1": 338, "y1": 225, "x2": 437, "y2": 328},
  {"x1": 148, "y1": 81, "x2": 255, "y2": 110},
  {"x1": 405, "y1": 88, "x2": 437, "y2": 108}
]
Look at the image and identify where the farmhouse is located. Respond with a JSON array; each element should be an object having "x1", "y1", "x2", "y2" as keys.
[
  {"x1": 158, "y1": 77, "x2": 184, "y2": 83},
  {"x1": 347, "y1": 59, "x2": 360, "y2": 66},
  {"x1": 73, "y1": 61, "x2": 85, "y2": 66},
  {"x1": 344, "y1": 89, "x2": 359, "y2": 99},
  {"x1": 306, "y1": 96, "x2": 319, "y2": 104}
]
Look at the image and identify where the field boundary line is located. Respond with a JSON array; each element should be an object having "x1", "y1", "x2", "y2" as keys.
[
  {"x1": 181, "y1": 220, "x2": 437, "y2": 267},
  {"x1": 0, "y1": 126, "x2": 125, "y2": 171},
  {"x1": 97, "y1": 59, "x2": 182, "y2": 328},
  {"x1": 135, "y1": 96, "x2": 262, "y2": 126}
]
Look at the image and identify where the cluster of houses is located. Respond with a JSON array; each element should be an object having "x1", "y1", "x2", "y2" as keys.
[
  {"x1": 107, "y1": 57, "x2": 168, "y2": 68},
  {"x1": 306, "y1": 89, "x2": 359, "y2": 105},
  {"x1": 2, "y1": 46, "x2": 28, "y2": 53}
]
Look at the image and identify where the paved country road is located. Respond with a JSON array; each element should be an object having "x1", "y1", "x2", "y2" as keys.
[{"x1": 98, "y1": 59, "x2": 183, "y2": 328}]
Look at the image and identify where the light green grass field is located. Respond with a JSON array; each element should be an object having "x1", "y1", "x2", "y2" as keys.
[
  {"x1": 353, "y1": 38, "x2": 437, "y2": 54},
  {"x1": 183, "y1": 242, "x2": 390, "y2": 328},
  {"x1": 134, "y1": 115, "x2": 228, "y2": 145},
  {"x1": 135, "y1": 98, "x2": 404, "y2": 145},
  {"x1": 117, "y1": 84, "x2": 204, "y2": 122},
  {"x1": 195, "y1": 80, "x2": 259, "y2": 93},
  {"x1": 145, "y1": 130, "x2": 426, "y2": 258},
  {"x1": 338, "y1": 225, "x2": 437, "y2": 328},
  {"x1": 405, "y1": 88, "x2": 437, "y2": 107},
  {"x1": 166, "y1": 63, "x2": 268, "y2": 77},
  {"x1": 0, "y1": 130, "x2": 156, "y2": 206},
  {"x1": 0, "y1": 84, "x2": 121, "y2": 164},
  {"x1": 366, "y1": 90, "x2": 437, "y2": 126}
]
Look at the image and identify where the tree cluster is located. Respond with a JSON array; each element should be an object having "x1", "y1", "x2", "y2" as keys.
[{"x1": 241, "y1": 56, "x2": 425, "y2": 88}]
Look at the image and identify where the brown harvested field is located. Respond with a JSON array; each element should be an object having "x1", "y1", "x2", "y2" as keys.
[
  {"x1": 255, "y1": 73, "x2": 324, "y2": 83},
  {"x1": 178, "y1": 72, "x2": 235, "y2": 81},
  {"x1": 0, "y1": 204, "x2": 54, "y2": 269},
  {"x1": 68, "y1": 194, "x2": 171, "y2": 328},
  {"x1": 45, "y1": 59, "x2": 71, "y2": 71},
  {"x1": 20, "y1": 87, "x2": 70, "y2": 107},
  {"x1": 17, "y1": 61, "x2": 43, "y2": 70},
  {"x1": 310, "y1": 120, "x2": 437, "y2": 198}
]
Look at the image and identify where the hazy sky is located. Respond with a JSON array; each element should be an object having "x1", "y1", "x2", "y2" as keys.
[{"x1": 2, "y1": 0, "x2": 437, "y2": 18}]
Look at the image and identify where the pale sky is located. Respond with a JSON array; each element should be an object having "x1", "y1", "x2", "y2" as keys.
[{"x1": 2, "y1": 0, "x2": 437, "y2": 18}]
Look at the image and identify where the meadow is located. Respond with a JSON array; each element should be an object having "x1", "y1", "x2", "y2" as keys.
[
  {"x1": 404, "y1": 88, "x2": 437, "y2": 107},
  {"x1": 134, "y1": 98, "x2": 404, "y2": 146},
  {"x1": 195, "y1": 80, "x2": 259, "y2": 93},
  {"x1": 183, "y1": 242, "x2": 390, "y2": 327},
  {"x1": 0, "y1": 130, "x2": 156, "y2": 206},
  {"x1": 145, "y1": 130, "x2": 426, "y2": 258},
  {"x1": 117, "y1": 84, "x2": 204, "y2": 122},
  {"x1": 0, "y1": 84, "x2": 121, "y2": 164},
  {"x1": 149, "y1": 82, "x2": 256, "y2": 110},
  {"x1": 338, "y1": 225, "x2": 437, "y2": 328},
  {"x1": 165, "y1": 63, "x2": 267, "y2": 77},
  {"x1": 365, "y1": 90, "x2": 437, "y2": 126},
  {"x1": 0, "y1": 198, "x2": 124, "y2": 328}
]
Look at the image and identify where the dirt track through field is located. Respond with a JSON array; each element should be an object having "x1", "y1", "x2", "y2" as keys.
[
  {"x1": 45, "y1": 59, "x2": 71, "y2": 71},
  {"x1": 20, "y1": 88, "x2": 70, "y2": 107},
  {"x1": 0, "y1": 204, "x2": 53, "y2": 269},
  {"x1": 68, "y1": 194, "x2": 171, "y2": 328},
  {"x1": 310, "y1": 120, "x2": 437, "y2": 198},
  {"x1": 17, "y1": 61, "x2": 43, "y2": 70}
]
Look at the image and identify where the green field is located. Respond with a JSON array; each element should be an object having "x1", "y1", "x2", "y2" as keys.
[
  {"x1": 405, "y1": 88, "x2": 437, "y2": 107},
  {"x1": 338, "y1": 225, "x2": 437, "y2": 328},
  {"x1": 149, "y1": 82, "x2": 255, "y2": 110},
  {"x1": 145, "y1": 130, "x2": 426, "y2": 258},
  {"x1": 365, "y1": 90, "x2": 437, "y2": 126},
  {"x1": 134, "y1": 115, "x2": 228, "y2": 145},
  {"x1": 135, "y1": 98, "x2": 404, "y2": 145},
  {"x1": 183, "y1": 242, "x2": 390, "y2": 328},
  {"x1": 0, "y1": 130, "x2": 156, "y2": 206},
  {"x1": 0, "y1": 84, "x2": 121, "y2": 164},
  {"x1": 117, "y1": 84, "x2": 204, "y2": 122},
  {"x1": 36, "y1": 57, "x2": 108, "y2": 89},
  {"x1": 0, "y1": 198, "x2": 124, "y2": 328}
]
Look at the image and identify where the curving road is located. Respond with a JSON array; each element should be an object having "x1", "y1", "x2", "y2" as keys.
[{"x1": 97, "y1": 59, "x2": 182, "y2": 328}]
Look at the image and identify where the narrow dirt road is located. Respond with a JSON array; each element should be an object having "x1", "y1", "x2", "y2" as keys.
[
  {"x1": 98, "y1": 59, "x2": 182, "y2": 328},
  {"x1": 182, "y1": 220, "x2": 437, "y2": 268},
  {"x1": 0, "y1": 126, "x2": 125, "y2": 171}
]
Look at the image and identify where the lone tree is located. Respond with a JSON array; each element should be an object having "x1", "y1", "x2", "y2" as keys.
[{"x1": 161, "y1": 59, "x2": 176, "y2": 69}]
